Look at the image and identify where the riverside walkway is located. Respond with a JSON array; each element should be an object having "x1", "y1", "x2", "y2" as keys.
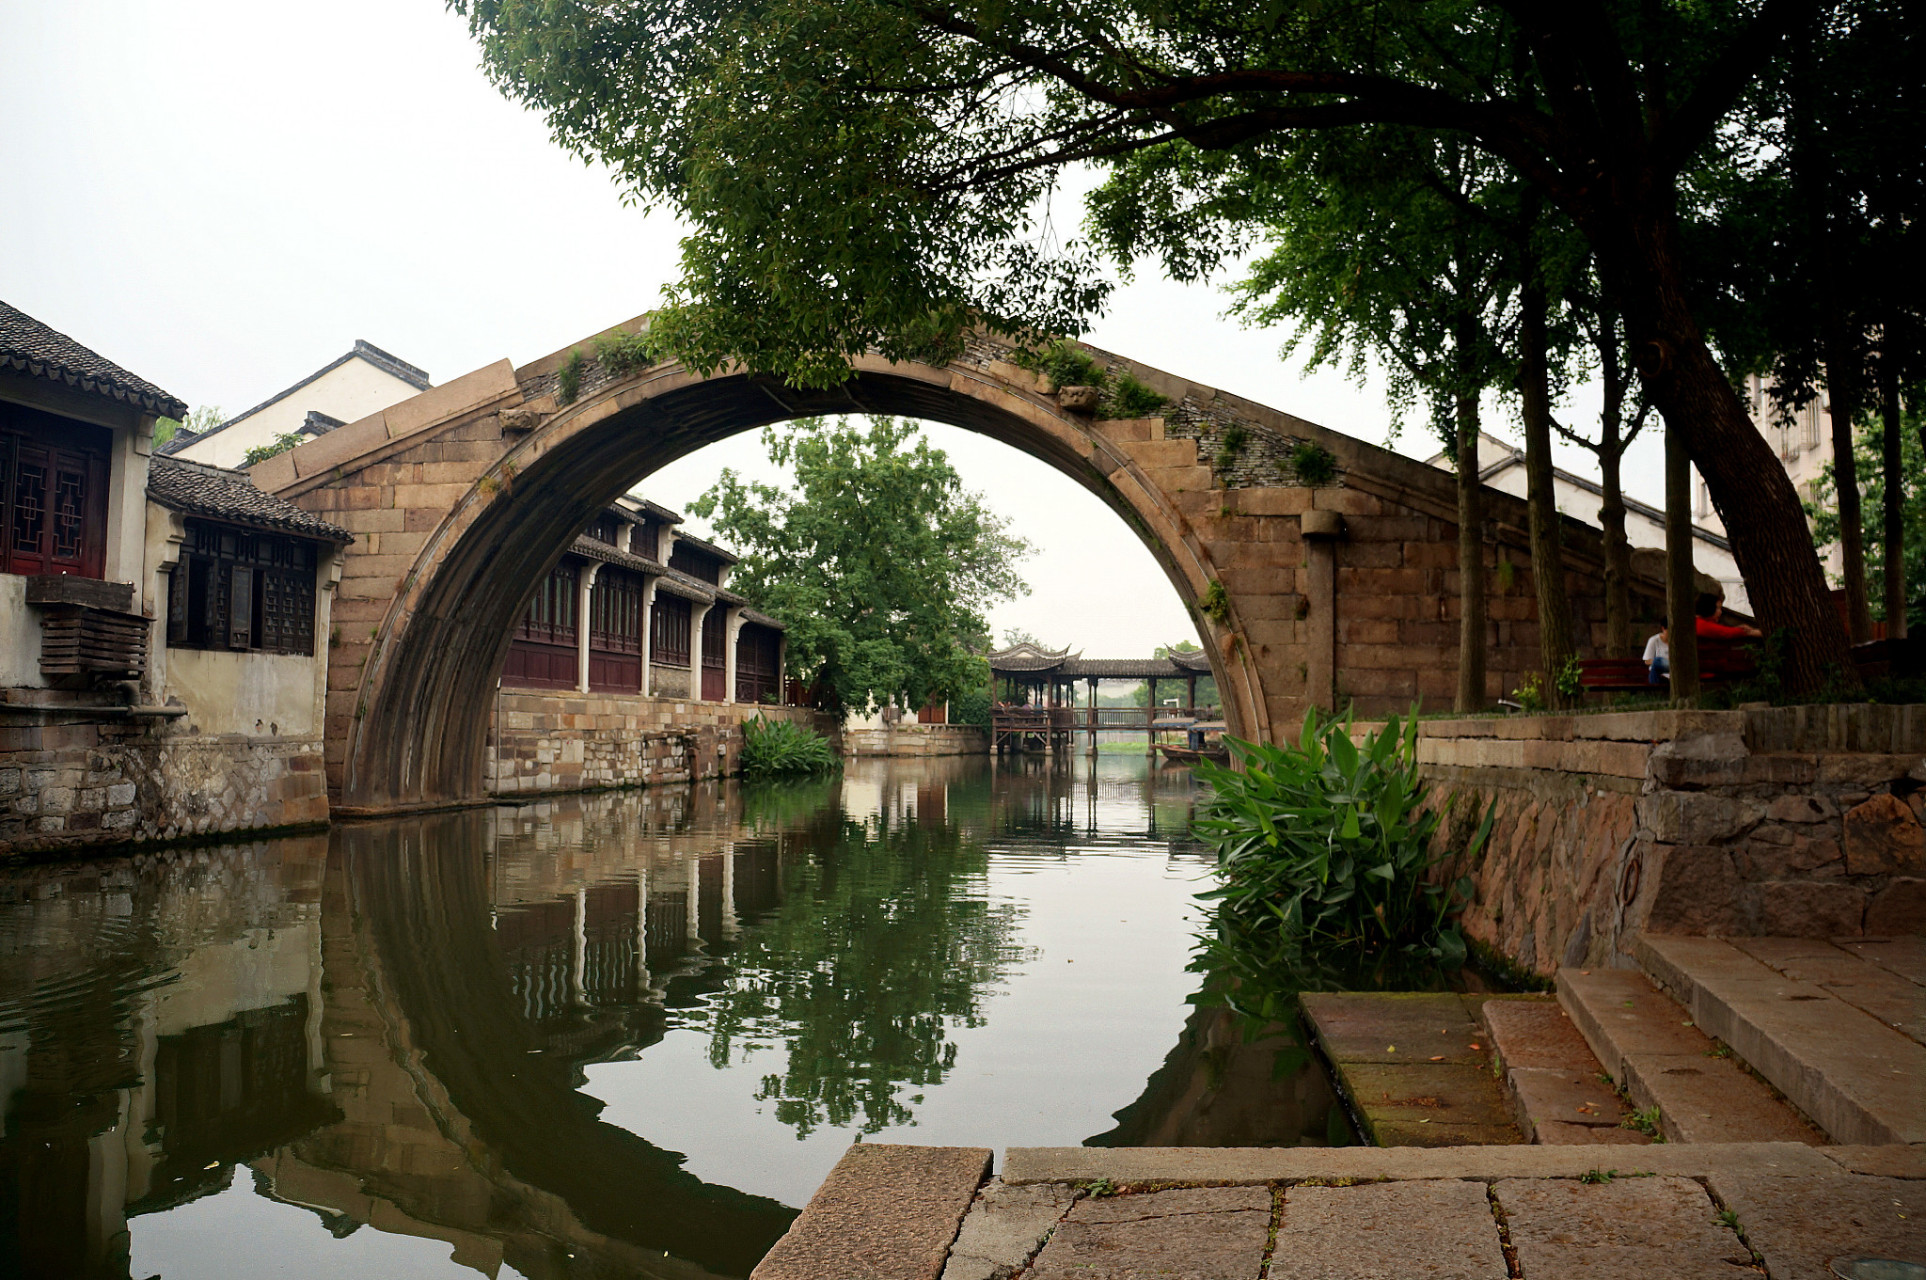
[{"x1": 752, "y1": 934, "x2": 1926, "y2": 1278}]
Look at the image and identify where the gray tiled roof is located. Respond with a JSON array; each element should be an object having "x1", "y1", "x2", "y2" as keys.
[
  {"x1": 148, "y1": 457, "x2": 354, "y2": 543},
  {"x1": 1, "y1": 300, "x2": 189, "y2": 419},
  {"x1": 741, "y1": 608, "x2": 787, "y2": 631},
  {"x1": 669, "y1": 530, "x2": 740, "y2": 564}
]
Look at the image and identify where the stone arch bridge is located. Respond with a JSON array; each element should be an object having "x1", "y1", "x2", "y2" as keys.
[{"x1": 248, "y1": 321, "x2": 1654, "y2": 812}]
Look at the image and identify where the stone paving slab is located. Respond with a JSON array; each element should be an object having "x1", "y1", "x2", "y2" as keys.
[
  {"x1": 1299, "y1": 992, "x2": 1488, "y2": 1065},
  {"x1": 1837, "y1": 936, "x2": 1926, "y2": 987},
  {"x1": 1707, "y1": 1172, "x2": 1926, "y2": 1279},
  {"x1": 1494, "y1": 1175, "x2": 1756, "y2": 1279},
  {"x1": 1023, "y1": 1187, "x2": 1271, "y2": 1280},
  {"x1": 1733, "y1": 936, "x2": 1926, "y2": 1046},
  {"x1": 750, "y1": 1143, "x2": 989, "y2": 1280},
  {"x1": 1619, "y1": 1051, "x2": 1824, "y2": 1145},
  {"x1": 939, "y1": 1179, "x2": 1076, "y2": 1280},
  {"x1": 1822, "y1": 1145, "x2": 1926, "y2": 1178},
  {"x1": 1556, "y1": 968, "x2": 1709, "y2": 1078},
  {"x1": 1001, "y1": 1141, "x2": 1842, "y2": 1185},
  {"x1": 1481, "y1": 995, "x2": 1594, "y2": 1069},
  {"x1": 1639, "y1": 934, "x2": 1926, "y2": 1144},
  {"x1": 1532, "y1": 1120, "x2": 1655, "y2": 1145},
  {"x1": 1304, "y1": 994, "x2": 1518, "y2": 1146},
  {"x1": 1268, "y1": 1179, "x2": 1506, "y2": 1279},
  {"x1": 1508, "y1": 1066, "x2": 1632, "y2": 1133}
]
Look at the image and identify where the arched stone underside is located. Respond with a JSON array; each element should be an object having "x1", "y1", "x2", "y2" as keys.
[{"x1": 253, "y1": 324, "x2": 1664, "y2": 812}]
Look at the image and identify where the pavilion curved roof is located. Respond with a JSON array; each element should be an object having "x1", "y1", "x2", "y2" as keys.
[{"x1": 988, "y1": 643, "x2": 1215, "y2": 680}]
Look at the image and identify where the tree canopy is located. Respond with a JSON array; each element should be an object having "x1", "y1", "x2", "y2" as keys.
[
  {"x1": 453, "y1": 0, "x2": 1923, "y2": 690},
  {"x1": 689, "y1": 416, "x2": 1032, "y2": 715}
]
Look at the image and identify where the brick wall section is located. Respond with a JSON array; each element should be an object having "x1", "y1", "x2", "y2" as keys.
[
  {"x1": 486, "y1": 692, "x2": 834, "y2": 795},
  {"x1": 843, "y1": 725, "x2": 989, "y2": 757},
  {"x1": 2, "y1": 701, "x2": 328, "y2": 860},
  {"x1": 1393, "y1": 705, "x2": 1926, "y2": 977}
]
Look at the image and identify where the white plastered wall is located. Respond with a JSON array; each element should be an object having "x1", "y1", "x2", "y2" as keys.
[{"x1": 172, "y1": 357, "x2": 425, "y2": 469}]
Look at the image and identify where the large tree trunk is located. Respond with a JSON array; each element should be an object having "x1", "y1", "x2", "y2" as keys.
[
  {"x1": 1519, "y1": 272, "x2": 1577, "y2": 707},
  {"x1": 1878, "y1": 342, "x2": 1908, "y2": 640},
  {"x1": 1454, "y1": 386, "x2": 1486, "y2": 712},
  {"x1": 1594, "y1": 212, "x2": 1855, "y2": 694},
  {"x1": 1596, "y1": 338, "x2": 1635, "y2": 658},
  {"x1": 1666, "y1": 424, "x2": 1701, "y2": 698}
]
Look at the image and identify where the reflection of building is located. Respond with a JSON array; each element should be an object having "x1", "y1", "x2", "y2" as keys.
[
  {"x1": 1422, "y1": 430, "x2": 1746, "y2": 611},
  {"x1": 1, "y1": 302, "x2": 351, "y2": 859},
  {"x1": 0, "y1": 839, "x2": 332, "y2": 1279}
]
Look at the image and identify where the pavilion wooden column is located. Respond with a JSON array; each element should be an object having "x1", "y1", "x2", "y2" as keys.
[
  {"x1": 1301, "y1": 508, "x2": 1345, "y2": 715},
  {"x1": 1145, "y1": 676, "x2": 1158, "y2": 756},
  {"x1": 575, "y1": 562, "x2": 601, "y2": 694},
  {"x1": 637, "y1": 577, "x2": 658, "y2": 695}
]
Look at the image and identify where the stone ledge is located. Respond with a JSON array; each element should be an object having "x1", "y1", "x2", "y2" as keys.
[
  {"x1": 752, "y1": 1144, "x2": 989, "y2": 1280},
  {"x1": 999, "y1": 1141, "x2": 1842, "y2": 1185}
]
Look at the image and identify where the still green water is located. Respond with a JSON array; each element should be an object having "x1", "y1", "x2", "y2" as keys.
[{"x1": 0, "y1": 754, "x2": 1348, "y2": 1280}]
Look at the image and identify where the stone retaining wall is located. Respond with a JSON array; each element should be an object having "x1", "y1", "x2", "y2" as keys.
[
  {"x1": 1, "y1": 696, "x2": 328, "y2": 861},
  {"x1": 842, "y1": 724, "x2": 989, "y2": 758},
  {"x1": 486, "y1": 691, "x2": 834, "y2": 795},
  {"x1": 1401, "y1": 705, "x2": 1926, "y2": 977}
]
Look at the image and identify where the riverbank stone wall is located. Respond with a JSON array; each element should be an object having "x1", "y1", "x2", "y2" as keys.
[
  {"x1": 1, "y1": 694, "x2": 328, "y2": 862},
  {"x1": 1402, "y1": 705, "x2": 1926, "y2": 977},
  {"x1": 486, "y1": 691, "x2": 835, "y2": 796},
  {"x1": 843, "y1": 725, "x2": 989, "y2": 758}
]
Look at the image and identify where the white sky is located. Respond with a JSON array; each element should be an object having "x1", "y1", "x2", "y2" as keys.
[{"x1": 1, "y1": 0, "x2": 1664, "y2": 657}]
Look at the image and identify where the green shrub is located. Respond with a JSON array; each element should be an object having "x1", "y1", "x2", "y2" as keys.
[
  {"x1": 556, "y1": 347, "x2": 585, "y2": 405},
  {"x1": 1214, "y1": 424, "x2": 1249, "y2": 471},
  {"x1": 1103, "y1": 371, "x2": 1170, "y2": 417},
  {"x1": 950, "y1": 686, "x2": 991, "y2": 728},
  {"x1": 1289, "y1": 441, "x2": 1338, "y2": 486},
  {"x1": 1017, "y1": 340, "x2": 1105, "y2": 390},
  {"x1": 1189, "y1": 709, "x2": 1491, "y2": 961},
  {"x1": 593, "y1": 328, "x2": 658, "y2": 375},
  {"x1": 243, "y1": 433, "x2": 304, "y2": 465},
  {"x1": 1200, "y1": 579, "x2": 1232, "y2": 626},
  {"x1": 740, "y1": 716, "x2": 840, "y2": 776}
]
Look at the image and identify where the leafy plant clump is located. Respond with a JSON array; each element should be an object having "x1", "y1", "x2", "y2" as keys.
[
  {"x1": 593, "y1": 328, "x2": 659, "y2": 375},
  {"x1": 740, "y1": 716, "x2": 841, "y2": 776},
  {"x1": 1017, "y1": 340, "x2": 1105, "y2": 390},
  {"x1": 556, "y1": 347, "x2": 585, "y2": 405},
  {"x1": 1102, "y1": 371, "x2": 1169, "y2": 417},
  {"x1": 1190, "y1": 709, "x2": 1493, "y2": 964},
  {"x1": 1214, "y1": 424, "x2": 1249, "y2": 471},
  {"x1": 1199, "y1": 579, "x2": 1232, "y2": 626},
  {"x1": 243, "y1": 432, "x2": 305, "y2": 466},
  {"x1": 1289, "y1": 441, "x2": 1339, "y2": 486}
]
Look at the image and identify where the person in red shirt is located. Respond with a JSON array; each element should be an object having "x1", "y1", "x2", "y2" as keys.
[{"x1": 1695, "y1": 592, "x2": 1762, "y2": 640}]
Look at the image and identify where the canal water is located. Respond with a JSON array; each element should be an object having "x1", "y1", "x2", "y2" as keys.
[{"x1": 0, "y1": 754, "x2": 1350, "y2": 1280}]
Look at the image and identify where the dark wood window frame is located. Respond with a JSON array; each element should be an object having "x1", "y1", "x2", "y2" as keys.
[
  {"x1": 588, "y1": 566, "x2": 644, "y2": 692},
  {"x1": 503, "y1": 559, "x2": 581, "y2": 689},
  {"x1": 651, "y1": 591, "x2": 693, "y2": 668},
  {"x1": 166, "y1": 519, "x2": 320, "y2": 656},
  {"x1": 1, "y1": 405, "x2": 110, "y2": 580}
]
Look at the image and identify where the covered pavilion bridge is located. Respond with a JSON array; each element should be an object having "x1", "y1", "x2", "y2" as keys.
[{"x1": 989, "y1": 642, "x2": 1218, "y2": 754}]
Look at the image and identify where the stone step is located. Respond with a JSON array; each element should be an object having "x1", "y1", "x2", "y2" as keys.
[
  {"x1": 1637, "y1": 934, "x2": 1926, "y2": 1145},
  {"x1": 1556, "y1": 966, "x2": 1824, "y2": 1145},
  {"x1": 1298, "y1": 992, "x2": 1521, "y2": 1146},
  {"x1": 1478, "y1": 995, "x2": 1649, "y2": 1145}
]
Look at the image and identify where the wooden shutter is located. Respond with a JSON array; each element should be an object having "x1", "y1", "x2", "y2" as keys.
[
  {"x1": 167, "y1": 563, "x2": 188, "y2": 647},
  {"x1": 228, "y1": 564, "x2": 254, "y2": 649}
]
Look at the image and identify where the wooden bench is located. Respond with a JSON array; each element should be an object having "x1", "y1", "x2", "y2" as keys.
[{"x1": 1578, "y1": 638, "x2": 1757, "y2": 694}]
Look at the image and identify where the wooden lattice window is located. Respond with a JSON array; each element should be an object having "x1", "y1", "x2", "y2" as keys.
[
  {"x1": 590, "y1": 568, "x2": 643, "y2": 654},
  {"x1": 0, "y1": 406, "x2": 109, "y2": 579},
  {"x1": 167, "y1": 520, "x2": 320, "y2": 655},
  {"x1": 651, "y1": 592, "x2": 692, "y2": 666},
  {"x1": 514, "y1": 561, "x2": 579, "y2": 645}
]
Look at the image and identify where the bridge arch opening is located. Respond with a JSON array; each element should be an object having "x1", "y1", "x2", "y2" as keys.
[{"x1": 323, "y1": 343, "x2": 1258, "y2": 811}]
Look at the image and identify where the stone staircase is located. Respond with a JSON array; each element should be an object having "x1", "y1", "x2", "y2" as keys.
[{"x1": 1528, "y1": 935, "x2": 1925, "y2": 1148}]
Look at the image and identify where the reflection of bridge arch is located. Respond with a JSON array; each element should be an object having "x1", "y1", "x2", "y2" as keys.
[{"x1": 254, "y1": 325, "x2": 1642, "y2": 812}]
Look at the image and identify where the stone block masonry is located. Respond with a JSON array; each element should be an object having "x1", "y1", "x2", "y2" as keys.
[
  {"x1": 1406, "y1": 704, "x2": 1926, "y2": 977},
  {"x1": 1, "y1": 698, "x2": 328, "y2": 861},
  {"x1": 486, "y1": 690, "x2": 835, "y2": 795}
]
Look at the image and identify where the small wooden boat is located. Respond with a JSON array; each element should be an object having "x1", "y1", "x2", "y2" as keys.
[{"x1": 1156, "y1": 743, "x2": 1229, "y2": 764}]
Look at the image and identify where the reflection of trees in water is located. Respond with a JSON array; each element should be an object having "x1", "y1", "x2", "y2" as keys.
[{"x1": 691, "y1": 805, "x2": 1028, "y2": 1136}]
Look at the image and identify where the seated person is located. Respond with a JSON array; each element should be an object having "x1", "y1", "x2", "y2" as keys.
[
  {"x1": 1643, "y1": 627, "x2": 1669, "y2": 683},
  {"x1": 1695, "y1": 592, "x2": 1762, "y2": 640}
]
